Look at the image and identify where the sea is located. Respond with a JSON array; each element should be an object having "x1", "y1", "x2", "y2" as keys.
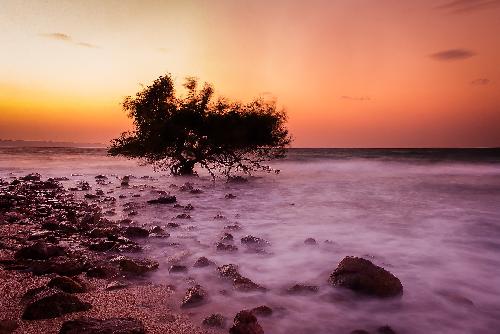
[{"x1": 1, "y1": 147, "x2": 499, "y2": 333}]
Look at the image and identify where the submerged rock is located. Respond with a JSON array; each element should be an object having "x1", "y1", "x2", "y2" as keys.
[
  {"x1": 181, "y1": 285, "x2": 207, "y2": 308},
  {"x1": 202, "y1": 313, "x2": 225, "y2": 328},
  {"x1": 124, "y1": 226, "x2": 149, "y2": 238},
  {"x1": 216, "y1": 242, "x2": 238, "y2": 252},
  {"x1": 147, "y1": 196, "x2": 176, "y2": 204},
  {"x1": 169, "y1": 264, "x2": 188, "y2": 273},
  {"x1": 251, "y1": 305, "x2": 273, "y2": 317},
  {"x1": 218, "y1": 264, "x2": 267, "y2": 292},
  {"x1": 286, "y1": 284, "x2": 319, "y2": 295},
  {"x1": 193, "y1": 256, "x2": 215, "y2": 268},
  {"x1": 22, "y1": 289, "x2": 91, "y2": 320},
  {"x1": 329, "y1": 256, "x2": 403, "y2": 298},
  {"x1": 229, "y1": 310, "x2": 264, "y2": 334},
  {"x1": 241, "y1": 235, "x2": 269, "y2": 247},
  {"x1": 59, "y1": 317, "x2": 145, "y2": 334},
  {"x1": 304, "y1": 238, "x2": 317, "y2": 245}
]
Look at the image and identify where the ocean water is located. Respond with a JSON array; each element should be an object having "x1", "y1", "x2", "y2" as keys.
[{"x1": 1, "y1": 147, "x2": 500, "y2": 333}]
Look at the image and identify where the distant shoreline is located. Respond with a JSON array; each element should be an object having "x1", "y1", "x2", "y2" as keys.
[{"x1": 0, "y1": 140, "x2": 106, "y2": 148}]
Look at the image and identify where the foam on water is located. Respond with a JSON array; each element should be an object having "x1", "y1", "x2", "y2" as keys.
[{"x1": 1, "y1": 148, "x2": 500, "y2": 333}]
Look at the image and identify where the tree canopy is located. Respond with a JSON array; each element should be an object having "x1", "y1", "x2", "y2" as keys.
[{"x1": 108, "y1": 74, "x2": 291, "y2": 178}]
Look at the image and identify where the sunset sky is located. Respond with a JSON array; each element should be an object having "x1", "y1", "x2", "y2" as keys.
[{"x1": 1, "y1": 0, "x2": 499, "y2": 147}]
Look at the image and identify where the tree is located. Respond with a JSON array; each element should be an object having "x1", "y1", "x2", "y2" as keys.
[{"x1": 108, "y1": 74, "x2": 291, "y2": 178}]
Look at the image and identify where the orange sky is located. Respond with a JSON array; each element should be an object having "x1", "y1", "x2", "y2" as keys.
[{"x1": 1, "y1": 0, "x2": 499, "y2": 147}]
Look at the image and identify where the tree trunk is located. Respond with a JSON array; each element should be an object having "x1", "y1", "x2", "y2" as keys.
[{"x1": 172, "y1": 159, "x2": 196, "y2": 175}]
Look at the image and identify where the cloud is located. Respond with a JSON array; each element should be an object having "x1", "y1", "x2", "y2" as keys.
[
  {"x1": 40, "y1": 32, "x2": 98, "y2": 49},
  {"x1": 77, "y1": 42, "x2": 98, "y2": 49},
  {"x1": 40, "y1": 32, "x2": 72, "y2": 42},
  {"x1": 437, "y1": 0, "x2": 500, "y2": 13},
  {"x1": 157, "y1": 48, "x2": 169, "y2": 53},
  {"x1": 340, "y1": 96, "x2": 371, "y2": 101},
  {"x1": 429, "y1": 49, "x2": 476, "y2": 61},
  {"x1": 470, "y1": 78, "x2": 491, "y2": 85}
]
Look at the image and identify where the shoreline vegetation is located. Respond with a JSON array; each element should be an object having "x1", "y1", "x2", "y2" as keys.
[{"x1": 0, "y1": 173, "x2": 404, "y2": 334}]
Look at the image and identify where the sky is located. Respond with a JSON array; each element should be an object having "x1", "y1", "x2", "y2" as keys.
[{"x1": 1, "y1": 0, "x2": 499, "y2": 147}]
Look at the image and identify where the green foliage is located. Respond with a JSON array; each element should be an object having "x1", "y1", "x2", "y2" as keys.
[{"x1": 109, "y1": 73, "x2": 291, "y2": 177}]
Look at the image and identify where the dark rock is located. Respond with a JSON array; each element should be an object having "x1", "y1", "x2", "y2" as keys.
[
  {"x1": 218, "y1": 264, "x2": 266, "y2": 292},
  {"x1": 184, "y1": 203, "x2": 194, "y2": 211},
  {"x1": 216, "y1": 243, "x2": 238, "y2": 252},
  {"x1": 169, "y1": 265, "x2": 188, "y2": 273},
  {"x1": 175, "y1": 213, "x2": 191, "y2": 219},
  {"x1": 251, "y1": 305, "x2": 273, "y2": 317},
  {"x1": 286, "y1": 284, "x2": 319, "y2": 295},
  {"x1": 166, "y1": 222, "x2": 180, "y2": 228},
  {"x1": 181, "y1": 285, "x2": 207, "y2": 308},
  {"x1": 193, "y1": 256, "x2": 214, "y2": 268},
  {"x1": 15, "y1": 242, "x2": 66, "y2": 260},
  {"x1": 88, "y1": 240, "x2": 117, "y2": 252},
  {"x1": 329, "y1": 256, "x2": 403, "y2": 298},
  {"x1": 202, "y1": 314, "x2": 225, "y2": 328},
  {"x1": 229, "y1": 310, "x2": 264, "y2": 334},
  {"x1": 227, "y1": 176, "x2": 248, "y2": 183},
  {"x1": 124, "y1": 226, "x2": 149, "y2": 238},
  {"x1": 147, "y1": 196, "x2": 176, "y2": 204},
  {"x1": 225, "y1": 224, "x2": 242, "y2": 231},
  {"x1": 111, "y1": 256, "x2": 159, "y2": 275},
  {"x1": 22, "y1": 289, "x2": 91, "y2": 320},
  {"x1": 377, "y1": 326, "x2": 397, "y2": 334},
  {"x1": 304, "y1": 238, "x2": 317, "y2": 245},
  {"x1": 21, "y1": 173, "x2": 41, "y2": 181},
  {"x1": 149, "y1": 225, "x2": 164, "y2": 234},
  {"x1": 47, "y1": 276, "x2": 86, "y2": 293},
  {"x1": 0, "y1": 319, "x2": 18, "y2": 334},
  {"x1": 225, "y1": 193, "x2": 237, "y2": 199},
  {"x1": 59, "y1": 317, "x2": 145, "y2": 334}
]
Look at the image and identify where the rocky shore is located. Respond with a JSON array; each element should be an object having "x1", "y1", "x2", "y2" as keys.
[{"x1": 0, "y1": 174, "x2": 403, "y2": 334}]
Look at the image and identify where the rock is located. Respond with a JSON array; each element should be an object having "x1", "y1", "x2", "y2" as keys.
[
  {"x1": 0, "y1": 319, "x2": 18, "y2": 334},
  {"x1": 21, "y1": 173, "x2": 41, "y2": 181},
  {"x1": 124, "y1": 226, "x2": 149, "y2": 238},
  {"x1": 15, "y1": 242, "x2": 66, "y2": 260},
  {"x1": 105, "y1": 281, "x2": 128, "y2": 291},
  {"x1": 350, "y1": 330, "x2": 370, "y2": 334},
  {"x1": 286, "y1": 284, "x2": 319, "y2": 295},
  {"x1": 88, "y1": 240, "x2": 117, "y2": 252},
  {"x1": 216, "y1": 243, "x2": 238, "y2": 252},
  {"x1": 59, "y1": 317, "x2": 145, "y2": 334},
  {"x1": 111, "y1": 256, "x2": 159, "y2": 275},
  {"x1": 227, "y1": 176, "x2": 248, "y2": 183},
  {"x1": 181, "y1": 285, "x2": 207, "y2": 308},
  {"x1": 218, "y1": 264, "x2": 267, "y2": 292},
  {"x1": 169, "y1": 265, "x2": 188, "y2": 273},
  {"x1": 329, "y1": 256, "x2": 403, "y2": 298},
  {"x1": 147, "y1": 196, "x2": 176, "y2": 204},
  {"x1": 22, "y1": 289, "x2": 91, "y2": 320},
  {"x1": 220, "y1": 233, "x2": 234, "y2": 242},
  {"x1": 166, "y1": 222, "x2": 180, "y2": 228},
  {"x1": 304, "y1": 238, "x2": 317, "y2": 245},
  {"x1": 229, "y1": 310, "x2": 264, "y2": 334},
  {"x1": 193, "y1": 256, "x2": 214, "y2": 268},
  {"x1": 225, "y1": 193, "x2": 237, "y2": 199},
  {"x1": 175, "y1": 213, "x2": 191, "y2": 219},
  {"x1": 31, "y1": 257, "x2": 89, "y2": 276},
  {"x1": 240, "y1": 236, "x2": 269, "y2": 247},
  {"x1": 86, "y1": 265, "x2": 118, "y2": 279},
  {"x1": 202, "y1": 314, "x2": 225, "y2": 328},
  {"x1": 218, "y1": 264, "x2": 241, "y2": 279},
  {"x1": 251, "y1": 305, "x2": 273, "y2": 317},
  {"x1": 149, "y1": 225, "x2": 164, "y2": 234},
  {"x1": 377, "y1": 326, "x2": 397, "y2": 334},
  {"x1": 47, "y1": 276, "x2": 86, "y2": 293}
]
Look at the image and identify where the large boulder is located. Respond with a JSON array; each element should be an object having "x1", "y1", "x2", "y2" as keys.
[
  {"x1": 328, "y1": 256, "x2": 403, "y2": 298},
  {"x1": 229, "y1": 310, "x2": 264, "y2": 334},
  {"x1": 22, "y1": 289, "x2": 91, "y2": 320},
  {"x1": 59, "y1": 317, "x2": 145, "y2": 334}
]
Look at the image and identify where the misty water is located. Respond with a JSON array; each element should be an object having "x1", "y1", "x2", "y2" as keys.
[{"x1": 1, "y1": 148, "x2": 500, "y2": 333}]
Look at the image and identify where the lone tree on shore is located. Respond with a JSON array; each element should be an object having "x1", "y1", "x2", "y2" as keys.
[{"x1": 109, "y1": 74, "x2": 291, "y2": 178}]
